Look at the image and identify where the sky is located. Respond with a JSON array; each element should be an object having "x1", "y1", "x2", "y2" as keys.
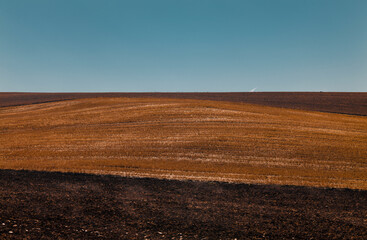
[{"x1": 0, "y1": 0, "x2": 366, "y2": 92}]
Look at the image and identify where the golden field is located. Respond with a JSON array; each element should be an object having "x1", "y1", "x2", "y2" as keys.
[{"x1": 0, "y1": 97, "x2": 366, "y2": 189}]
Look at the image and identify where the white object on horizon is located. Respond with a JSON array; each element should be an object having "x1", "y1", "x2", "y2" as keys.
[{"x1": 250, "y1": 88, "x2": 257, "y2": 92}]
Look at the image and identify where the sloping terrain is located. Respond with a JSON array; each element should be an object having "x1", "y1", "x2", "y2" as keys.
[
  {"x1": 0, "y1": 170, "x2": 366, "y2": 240},
  {"x1": 1, "y1": 97, "x2": 366, "y2": 189},
  {"x1": 1, "y1": 92, "x2": 366, "y2": 115}
]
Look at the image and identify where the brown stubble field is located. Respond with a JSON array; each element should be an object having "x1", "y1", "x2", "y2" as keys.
[{"x1": 1, "y1": 97, "x2": 366, "y2": 190}]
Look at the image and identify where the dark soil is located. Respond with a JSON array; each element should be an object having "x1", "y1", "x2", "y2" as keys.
[
  {"x1": 1, "y1": 92, "x2": 366, "y2": 116},
  {"x1": 0, "y1": 170, "x2": 366, "y2": 239}
]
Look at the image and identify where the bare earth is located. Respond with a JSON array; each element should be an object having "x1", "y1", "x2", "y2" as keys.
[{"x1": 0, "y1": 170, "x2": 366, "y2": 239}]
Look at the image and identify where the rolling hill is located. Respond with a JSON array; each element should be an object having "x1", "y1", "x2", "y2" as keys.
[{"x1": 1, "y1": 97, "x2": 366, "y2": 189}]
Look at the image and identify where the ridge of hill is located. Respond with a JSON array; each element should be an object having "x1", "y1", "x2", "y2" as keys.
[{"x1": 1, "y1": 92, "x2": 366, "y2": 115}]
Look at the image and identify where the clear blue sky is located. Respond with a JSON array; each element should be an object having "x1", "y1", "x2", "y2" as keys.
[{"x1": 1, "y1": 0, "x2": 366, "y2": 92}]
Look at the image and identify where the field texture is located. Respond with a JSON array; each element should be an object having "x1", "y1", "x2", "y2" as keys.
[
  {"x1": 1, "y1": 97, "x2": 366, "y2": 189},
  {"x1": 1, "y1": 92, "x2": 366, "y2": 115},
  {"x1": 1, "y1": 170, "x2": 366, "y2": 239}
]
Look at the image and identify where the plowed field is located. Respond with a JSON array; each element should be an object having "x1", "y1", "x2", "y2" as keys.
[{"x1": 0, "y1": 170, "x2": 366, "y2": 239}]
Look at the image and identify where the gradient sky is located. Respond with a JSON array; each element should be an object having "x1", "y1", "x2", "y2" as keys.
[{"x1": 1, "y1": 0, "x2": 366, "y2": 92}]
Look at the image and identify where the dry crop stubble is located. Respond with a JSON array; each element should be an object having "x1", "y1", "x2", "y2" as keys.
[{"x1": 0, "y1": 97, "x2": 366, "y2": 189}]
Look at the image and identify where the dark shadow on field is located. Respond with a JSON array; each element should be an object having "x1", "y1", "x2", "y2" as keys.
[{"x1": 0, "y1": 169, "x2": 366, "y2": 239}]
